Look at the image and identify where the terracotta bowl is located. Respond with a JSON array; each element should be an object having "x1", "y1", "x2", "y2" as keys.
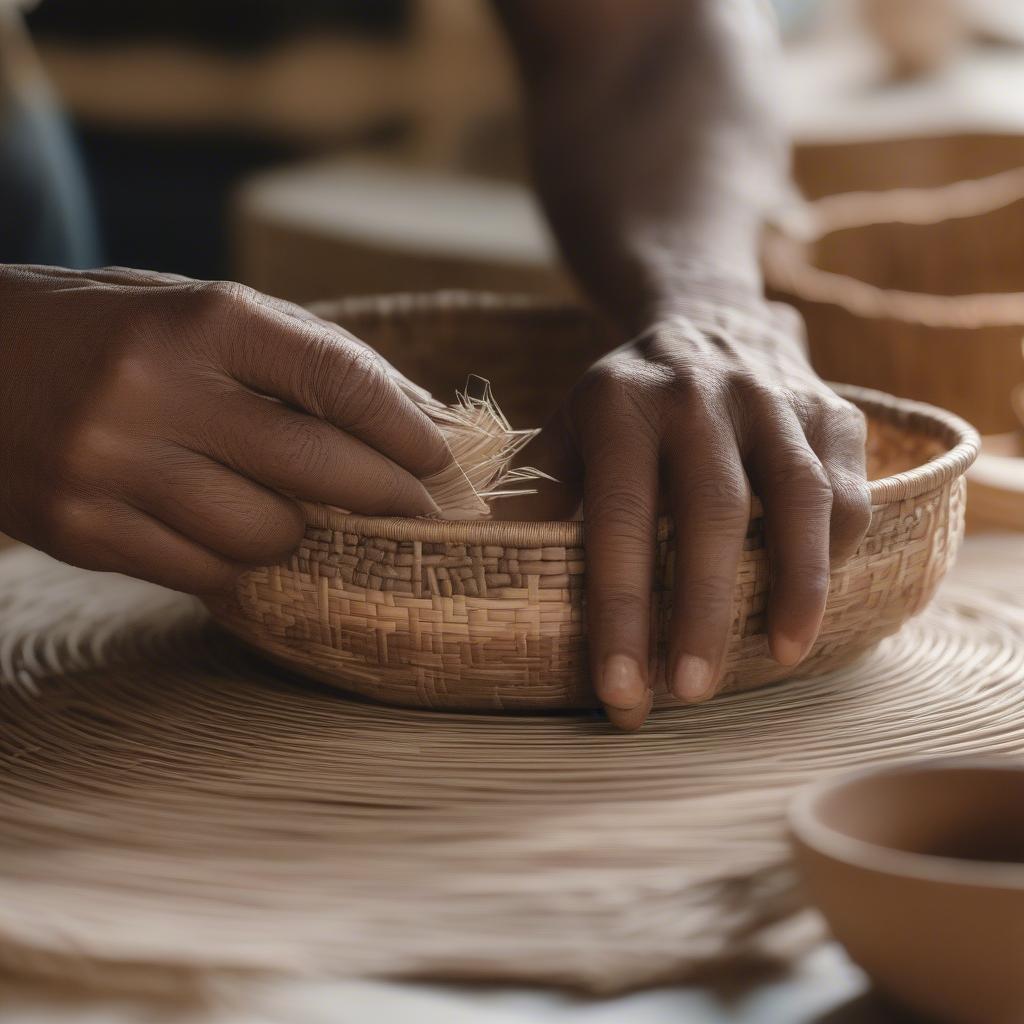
[{"x1": 790, "y1": 761, "x2": 1024, "y2": 1024}]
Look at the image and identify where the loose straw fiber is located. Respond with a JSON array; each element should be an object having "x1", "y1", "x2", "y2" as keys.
[{"x1": 2, "y1": 537, "x2": 1024, "y2": 993}]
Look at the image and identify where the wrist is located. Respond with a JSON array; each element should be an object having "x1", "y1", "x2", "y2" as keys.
[
  {"x1": 647, "y1": 275, "x2": 768, "y2": 326},
  {"x1": 641, "y1": 291, "x2": 811, "y2": 367},
  {"x1": 616, "y1": 214, "x2": 767, "y2": 334}
]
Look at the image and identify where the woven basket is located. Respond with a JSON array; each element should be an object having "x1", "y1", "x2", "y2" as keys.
[
  {"x1": 763, "y1": 166, "x2": 1024, "y2": 435},
  {"x1": 208, "y1": 292, "x2": 979, "y2": 713}
]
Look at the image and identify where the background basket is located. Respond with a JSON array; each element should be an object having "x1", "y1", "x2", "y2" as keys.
[
  {"x1": 208, "y1": 293, "x2": 979, "y2": 713},
  {"x1": 763, "y1": 166, "x2": 1024, "y2": 435}
]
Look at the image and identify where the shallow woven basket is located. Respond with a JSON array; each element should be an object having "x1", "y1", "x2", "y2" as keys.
[
  {"x1": 208, "y1": 292, "x2": 979, "y2": 713},
  {"x1": 763, "y1": 166, "x2": 1024, "y2": 435}
]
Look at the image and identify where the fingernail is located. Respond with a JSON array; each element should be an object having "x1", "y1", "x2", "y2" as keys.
[
  {"x1": 673, "y1": 655, "x2": 715, "y2": 702},
  {"x1": 600, "y1": 654, "x2": 647, "y2": 709},
  {"x1": 607, "y1": 687, "x2": 653, "y2": 732},
  {"x1": 773, "y1": 633, "x2": 812, "y2": 667}
]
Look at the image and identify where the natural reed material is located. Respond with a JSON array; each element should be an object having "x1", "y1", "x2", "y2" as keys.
[
  {"x1": 0, "y1": 537, "x2": 1022, "y2": 993},
  {"x1": 209, "y1": 293, "x2": 979, "y2": 713},
  {"x1": 419, "y1": 375, "x2": 543, "y2": 518},
  {"x1": 763, "y1": 167, "x2": 1024, "y2": 433}
]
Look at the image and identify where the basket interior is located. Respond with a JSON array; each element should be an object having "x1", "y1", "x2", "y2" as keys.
[{"x1": 325, "y1": 300, "x2": 951, "y2": 484}]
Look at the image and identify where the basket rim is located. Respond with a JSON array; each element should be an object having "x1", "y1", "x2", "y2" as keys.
[{"x1": 303, "y1": 291, "x2": 979, "y2": 546}]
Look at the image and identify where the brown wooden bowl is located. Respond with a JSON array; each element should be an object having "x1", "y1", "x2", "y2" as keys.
[
  {"x1": 967, "y1": 430, "x2": 1024, "y2": 532},
  {"x1": 790, "y1": 760, "x2": 1024, "y2": 1024},
  {"x1": 763, "y1": 166, "x2": 1024, "y2": 434}
]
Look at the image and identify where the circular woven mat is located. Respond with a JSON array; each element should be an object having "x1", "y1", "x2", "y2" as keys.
[{"x1": 1, "y1": 538, "x2": 1023, "y2": 994}]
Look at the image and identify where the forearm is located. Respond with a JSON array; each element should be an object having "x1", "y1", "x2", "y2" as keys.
[{"x1": 495, "y1": 0, "x2": 787, "y2": 332}]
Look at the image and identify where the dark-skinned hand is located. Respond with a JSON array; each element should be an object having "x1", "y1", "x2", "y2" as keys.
[
  {"x1": 0, "y1": 265, "x2": 455, "y2": 594},
  {"x1": 498, "y1": 296, "x2": 871, "y2": 730}
]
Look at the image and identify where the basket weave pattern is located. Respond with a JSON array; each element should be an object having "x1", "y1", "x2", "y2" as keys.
[{"x1": 210, "y1": 294, "x2": 978, "y2": 712}]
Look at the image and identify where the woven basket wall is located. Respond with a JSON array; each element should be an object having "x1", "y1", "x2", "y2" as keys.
[
  {"x1": 763, "y1": 166, "x2": 1024, "y2": 435},
  {"x1": 208, "y1": 293, "x2": 979, "y2": 713}
]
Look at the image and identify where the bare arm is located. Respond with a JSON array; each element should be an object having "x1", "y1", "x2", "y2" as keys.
[
  {"x1": 494, "y1": 0, "x2": 783, "y2": 328},
  {"x1": 493, "y1": 0, "x2": 870, "y2": 728}
]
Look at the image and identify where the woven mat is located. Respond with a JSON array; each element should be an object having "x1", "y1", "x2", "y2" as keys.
[{"x1": 1, "y1": 537, "x2": 1023, "y2": 995}]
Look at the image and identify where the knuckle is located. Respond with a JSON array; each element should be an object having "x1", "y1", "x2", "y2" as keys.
[
  {"x1": 574, "y1": 363, "x2": 673, "y2": 445},
  {"x1": 590, "y1": 584, "x2": 648, "y2": 627},
  {"x1": 370, "y1": 464, "x2": 424, "y2": 515},
  {"x1": 765, "y1": 452, "x2": 832, "y2": 508},
  {"x1": 184, "y1": 281, "x2": 262, "y2": 352},
  {"x1": 817, "y1": 397, "x2": 869, "y2": 449},
  {"x1": 261, "y1": 510, "x2": 306, "y2": 562},
  {"x1": 44, "y1": 494, "x2": 100, "y2": 553},
  {"x1": 194, "y1": 279, "x2": 258, "y2": 319},
  {"x1": 585, "y1": 485, "x2": 653, "y2": 537},
  {"x1": 830, "y1": 479, "x2": 872, "y2": 549},
  {"x1": 686, "y1": 471, "x2": 750, "y2": 526},
  {"x1": 573, "y1": 362, "x2": 657, "y2": 419},
  {"x1": 231, "y1": 502, "x2": 303, "y2": 562},
  {"x1": 668, "y1": 379, "x2": 719, "y2": 430},
  {"x1": 840, "y1": 400, "x2": 869, "y2": 440},
  {"x1": 278, "y1": 419, "x2": 332, "y2": 479},
  {"x1": 107, "y1": 349, "x2": 157, "y2": 395},
  {"x1": 348, "y1": 354, "x2": 393, "y2": 427},
  {"x1": 388, "y1": 474, "x2": 431, "y2": 516},
  {"x1": 742, "y1": 377, "x2": 788, "y2": 408},
  {"x1": 58, "y1": 420, "x2": 122, "y2": 481},
  {"x1": 728, "y1": 369, "x2": 771, "y2": 401},
  {"x1": 318, "y1": 342, "x2": 394, "y2": 425},
  {"x1": 369, "y1": 466, "x2": 403, "y2": 512}
]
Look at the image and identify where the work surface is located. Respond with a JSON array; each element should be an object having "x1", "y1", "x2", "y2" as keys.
[
  {"x1": 3, "y1": 533, "x2": 1017, "y2": 1024},
  {"x1": 0, "y1": 946, "x2": 894, "y2": 1024}
]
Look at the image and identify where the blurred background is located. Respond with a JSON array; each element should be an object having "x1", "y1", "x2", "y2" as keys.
[
  {"x1": 4, "y1": 0, "x2": 1024, "y2": 517},
  {"x1": 7, "y1": 0, "x2": 1023, "y2": 288}
]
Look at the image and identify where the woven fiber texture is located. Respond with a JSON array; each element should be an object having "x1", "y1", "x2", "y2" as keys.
[
  {"x1": 1, "y1": 538, "x2": 1023, "y2": 993},
  {"x1": 209, "y1": 293, "x2": 979, "y2": 713}
]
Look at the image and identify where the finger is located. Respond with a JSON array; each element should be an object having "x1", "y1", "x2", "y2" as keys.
[
  {"x1": 125, "y1": 445, "x2": 306, "y2": 565},
  {"x1": 208, "y1": 286, "x2": 454, "y2": 481},
  {"x1": 580, "y1": 390, "x2": 660, "y2": 730},
  {"x1": 666, "y1": 419, "x2": 750, "y2": 703},
  {"x1": 18, "y1": 266, "x2": 193, "y2": 288},
  {"x1": 745, "y1": 403, "x2": 833, "y2": 668},
  {"x1": 803, "y1": 400, "x2": 871, "y2": 565},
  {"x1": 258, "y1": 295, "x2": 435, "y2": 407},
  {"x1": 89, "y1": 267, "x2": 195, "y2": 287},
  {"x1": 48, "y1": 496, "x2": 246, "y2": 595},
  {"x1": 187, "y1": 387, "x2": 441, "y2": 517}
]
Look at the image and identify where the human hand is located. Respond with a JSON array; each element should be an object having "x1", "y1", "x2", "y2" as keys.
[
  {"x1": 0, "y1": 266, "x2": 454, "y2": 593},
  {"x1": 499, "y1": 296, "x2": 871, "y2": 730}
]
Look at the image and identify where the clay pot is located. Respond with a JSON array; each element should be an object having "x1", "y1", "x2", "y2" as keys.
[{"x1": 790, "y1": 761, "x2": 1024, "y2": 1024}]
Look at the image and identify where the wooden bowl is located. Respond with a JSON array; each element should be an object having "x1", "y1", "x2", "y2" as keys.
[
  {"x1": 790, "y1": 761, "x2": 1024, "y2": 1024},
  {"x1": 208, "y1": 292, "x2": 979, "y2": 713},
  {"x1": 763, "y1": 167, "x2": 1024, "y2": 434},
  {"x1": 967, "y1": 430, "x2": 1024, "y2": 532}
]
